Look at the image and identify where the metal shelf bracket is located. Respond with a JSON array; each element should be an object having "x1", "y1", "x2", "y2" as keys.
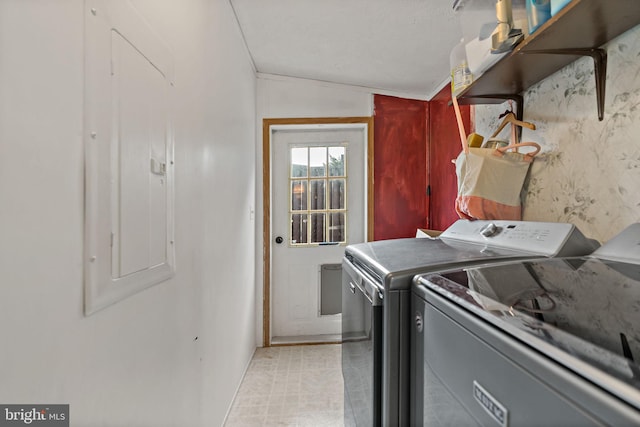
[{"x1": 520, "y1": 48, "x2": 607, "y2": 120}]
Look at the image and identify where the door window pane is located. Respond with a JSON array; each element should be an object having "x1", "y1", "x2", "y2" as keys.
[
  {"x1": 328, "y1": 146, "x2": 345, "y2": 177},
  {"x1": 310, "y1": 179, "x2": 325, "y2": 210},
  {"x1": 328, "y1": 213, "x2": 345, "y2": 242},
  {"x1": 288, "y1": 144, "x2": 347, "y2": 246},
  {"x1": 291, "y1": 180, "x2": 307, "y2": 211},
  {"x1": 309, "y1": 147, "x2": 327, "y2": 177},
  {"x1": 328, "y1": 179, "x2": 345, "y2": 210},
  {"x1": 291, "y1": 214, "x2": 308, "y2": 244},
  {"x1": 291, "y1": 147, "x2": 308, "y2": 177},
  {"x1": 310, "y1": 213, "x2": 326, "y2": 243}
]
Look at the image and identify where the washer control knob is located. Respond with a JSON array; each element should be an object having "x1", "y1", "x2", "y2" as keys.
[{"x1": 480, "y1": 223, "x2": 499, "y2": 237}]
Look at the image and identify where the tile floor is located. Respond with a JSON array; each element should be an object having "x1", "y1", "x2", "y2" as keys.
[{"x1": 224, "y1": 344, "x2": 344, "y2": 427}]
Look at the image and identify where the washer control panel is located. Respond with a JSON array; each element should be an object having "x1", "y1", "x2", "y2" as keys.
[{"x1": 440, "y1": 220, "x2": 599, "y2": 257}]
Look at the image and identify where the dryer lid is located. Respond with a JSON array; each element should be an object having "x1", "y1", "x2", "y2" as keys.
[{"x1": 417, "y1": 256, "x2": 640, "y2": 410}]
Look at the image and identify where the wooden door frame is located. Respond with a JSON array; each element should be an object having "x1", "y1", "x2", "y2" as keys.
[{"x1": 262, "y1": 117, "x2": 374, "y2": 347}]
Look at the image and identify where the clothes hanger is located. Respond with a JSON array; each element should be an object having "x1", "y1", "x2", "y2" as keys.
[{"x1": 490, "y1": 112, "x2": 536, "y2": 138}]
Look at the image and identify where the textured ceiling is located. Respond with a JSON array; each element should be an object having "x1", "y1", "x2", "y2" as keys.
[{"x1": 230, "y1": 0, "x2": 463, "y2": 98}]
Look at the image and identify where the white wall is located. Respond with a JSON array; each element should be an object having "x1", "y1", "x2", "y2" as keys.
[
  {"x1": 193, "y1": 1, "x2": 257, "y2": 425},
  {"x1": 0, "y1": 1, "x2": 256, "y2": 426},
  {"x1": 474, "y1": 25, "x2": 640, "y2": 243}
]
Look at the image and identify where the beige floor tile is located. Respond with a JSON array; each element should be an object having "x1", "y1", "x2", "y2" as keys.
[{"x1": 224, "y1": 344, "x2": 343, "y2": 427}]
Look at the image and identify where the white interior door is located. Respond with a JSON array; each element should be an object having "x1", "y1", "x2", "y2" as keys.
[{"x1": 271, "y1": 124, "x2": 367, "y2": 342}]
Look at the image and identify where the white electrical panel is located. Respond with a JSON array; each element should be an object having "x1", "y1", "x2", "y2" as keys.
[{"x1": 84, "y1": 0, "x2": 175, "y2": 315}]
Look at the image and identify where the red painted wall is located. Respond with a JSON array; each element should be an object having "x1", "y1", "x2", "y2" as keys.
[
  {"x1": 373, "y1": 95, "x2": 429, "y2": 240},
  {"x1": 428, "y1": 86, "x2": 472, "y2": 231},
  {"x1": 373, "y1": 89, "x2": 472, "y2": 240}
]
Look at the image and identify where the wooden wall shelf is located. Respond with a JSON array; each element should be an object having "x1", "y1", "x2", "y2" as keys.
[{"x1": 456, "y1": 0, "x2": 640, "y2": 121}]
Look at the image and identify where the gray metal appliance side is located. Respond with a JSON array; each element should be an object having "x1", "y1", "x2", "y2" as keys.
[
  {"x1": 410, "y1": 293, "x2": 481, "y2": 426},
  {"x1": 382, "y1": 287, "x2": 411, "y2": 427},
  {"x1": 413, "y1": 283, "x2": 640, "y2": 426},
  {"x1": 342, "y1": 255, "x2": 384, "y2": 306},
  {"x1": 342, "y1": 255, "x2": 383, "y2": 427},
  {"x1": 409, "y1": 293, "x2": 424, "y2": 427}
]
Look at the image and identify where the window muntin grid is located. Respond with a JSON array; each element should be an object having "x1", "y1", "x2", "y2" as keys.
[{"x1": 289, "y1": 145, "x2": 347, "y2": 246}]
